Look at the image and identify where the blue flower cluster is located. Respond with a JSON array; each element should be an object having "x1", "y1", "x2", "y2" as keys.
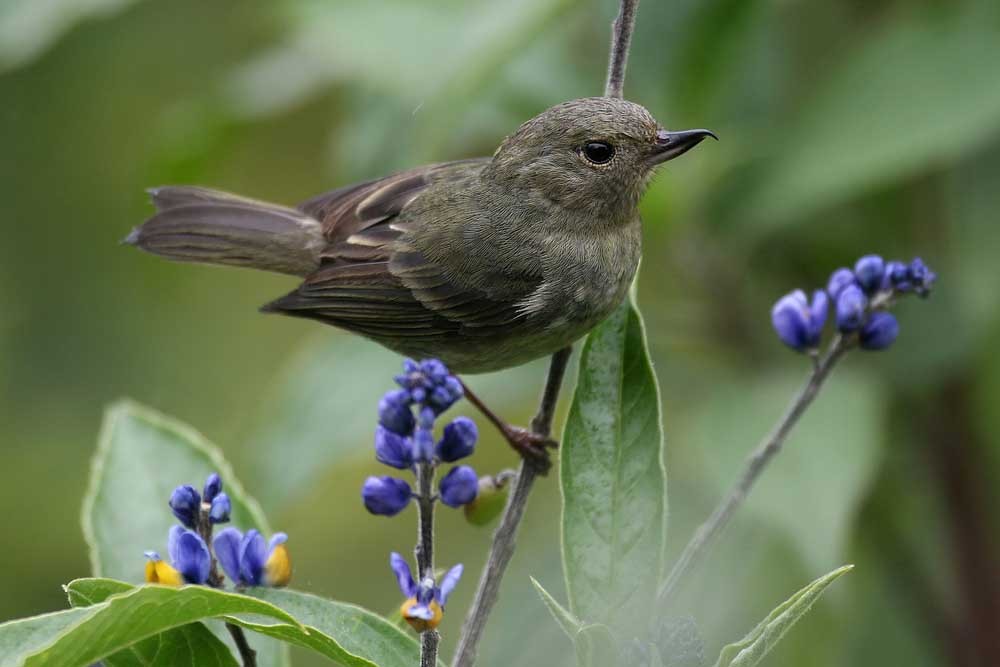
[
  {"x1": 145, "y1": 472, "x2": 290, "y2": 588},
  {"x1": 362, "y1": 359, "x2": 481, "y2": 516},
  {"x1": 390, "y1": 552, "x2": 463, "y2": 632},
  {"x1": 772, "y1": 255, "x2": 936, "y2": 353}
]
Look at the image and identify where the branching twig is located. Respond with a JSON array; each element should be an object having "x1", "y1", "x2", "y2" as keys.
[
  {"x1": 605, "y1": 0, "x2": 640, "y2": 98},
  {"x1": 451, "y1": 347, "x2": 572, "y2": 667},
  {"x1": 657, "y1": 336, "x2": 851, "y2": 605},
  {"x1": 415, "y1": 462, "x2": 440, "y2": 667}
]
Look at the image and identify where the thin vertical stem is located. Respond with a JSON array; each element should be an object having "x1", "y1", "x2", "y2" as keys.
[
  {"x1": 199, "y1": 504, "x2": 257, "y2": 667},
  {"x1": 416, "y1": 462, "x2": 439, "y2": 667},
  {"x1": 451, "y1": 347, "x2": 572, "y2": 667},
  {"x1": 605, "y1": 0, "x2": 640, "y2": 98}
]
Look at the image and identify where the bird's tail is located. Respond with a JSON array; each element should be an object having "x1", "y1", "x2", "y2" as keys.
[{"x1": 125, "y1": 186, "x2": 324, "y2": 277}]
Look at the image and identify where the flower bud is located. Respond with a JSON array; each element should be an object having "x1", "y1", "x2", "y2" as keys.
[
  {"x1": 860, "y1": 312, "x2": 899, "y2": 350},
  {"x1": 882, "y1": 261, "x2": 911, "y2": 291},
  {"x1": 439, "y1": 466, "x2": 479, "y2": 508},
  {"x1": 908, "y1": 257, "x2": 937, "y2": 295},
  {"x1": 202, "y1": 473, "x2": 222, "y2": 503},
  {"x1": 413, "y1": 426, "x2": 435, "y2": 463},
  {"x1": 854, "y1": 254, "x2": 885, "y2": 294},
  {"x1": 835, "y1": 285, "x2": 868, "y2": 332},
  {"x1": 378, "y1": 389, "x2": 415, "y2": 436},
  {"x1": 436, "y1": 417, "x2": 478, "y2": 462},
  {"x1": 362, "y1": 476, "x2": 412, "y2": 516},
  {"x1": 375, "y1": 426, "x2": 414, "y2": 470},
  {"x1": 463, "y1": 475, "x2": 509, "y2": 526},
  {"x1": 826, "y1": 268, "x2": 857, "y2": 300},
  {"x1": 168, "y1": 485, "x2": 200, "y2": 529},
  {"x1": 209, "y1": 492, "x2": 231, "y2": 524},
  {"x1": 771, "y1": 289, "x2": 827, "y2": 352}
]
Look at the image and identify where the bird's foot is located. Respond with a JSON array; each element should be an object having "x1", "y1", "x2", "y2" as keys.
[{"x1": 499, "y1": 425, "x2": 558, "y2": 475}]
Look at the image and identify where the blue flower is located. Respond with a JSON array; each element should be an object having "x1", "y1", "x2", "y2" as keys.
[
  {"x1": 413, "y1": 426, "x2": 435, "y2": 463},
  {"x1": 439, "y1": 466, "x2": 479, "y2": 508},
  {"x1": 214, "y1": 528, "x2": 292, "y2": 587},
  {"x1": 208, "y1": 492, "x2": 231, "y2": 524},
  {"x1": 362, "y1": 476, "x2": 412, "y2": 516},
  {"x1": 203, "y1": 473, "x2": 222, "y2": 503},
  {"x1": 436, "y1": 417, "x2": 478, "y2": 463},
  {"x1": 853, "y1": 255, "x2": 885, "y2": 294},
  {"x1": 882, "y1": 261, "x2": 911, "y2": 291},
  {"x1": 379, "y1": 389, "x2": 416, "y2": 436},
  {"x1": 908, "y1": 257, "x2": 937, "y2": 295},
  {"x1": 835, "y1": 285, "x2": 868, "y2": 332},
  {"x1": 395, "y1": 358, "x2": 464, "y2": 414},
  {"x1": 389, "y1": 552, "x2": 463, "y2": 632},
  {"x1": 771, "y1": 289, "x2": 828, "y2": 352},
  {"x1": 375, "y1": 426, "x2": 415, "y2": 469},
  {"x1": 826, "y1": 268, "x2": 857, "y2": 300},
  {"x1": 168, "y1": 485, "x2": 201, "y2": 529},
  {"x1": 860, "y1": 312, "x2": 899, "y2": 350},
  {"x1": 145, "y1": 525, "x2": 211, "y2": 585}
]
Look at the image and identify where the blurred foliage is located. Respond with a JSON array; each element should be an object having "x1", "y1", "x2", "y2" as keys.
[{"x1": 1, "y1": 0, "x2": 998, "y2": 666}]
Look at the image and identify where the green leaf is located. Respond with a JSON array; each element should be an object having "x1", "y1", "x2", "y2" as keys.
[
  {"x1": 65, "y1": 578, "x2": 237, "y2": 667},
  {"x1": 530, "y1": 576, "x2": 582, "y2": 639},
  {"x1": 573, "y1": 624, "x2": 618, "y2": 667},
  {"x1": 67, "y1": 579, "x2": 432, "y2": 667},
  {"x1": 0, "y1": 609, "x2": 92, "y2": 667},
  {"x1": 561, "y1": 290, "x2": 667, "y2": 632},
  {"x1": 81, "y1": 400, "x2": 287, "y2": 665},
  {"x1": 247, "y1": 588, "x2": 433, "y2": 667},
  {"x1": 739, "y1": 3, "x2": 1000, "y2": 231},
  {"x1": 23, "y1": 582, "x2": 300, "y2": 667},
  {"x1": 713, "y1": 565, "x2": 853, "y2": 667}
]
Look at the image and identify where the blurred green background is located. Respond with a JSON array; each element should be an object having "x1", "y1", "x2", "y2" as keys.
[{"x1": 2, "y1": 0, "x2": 999, "y2": 665}]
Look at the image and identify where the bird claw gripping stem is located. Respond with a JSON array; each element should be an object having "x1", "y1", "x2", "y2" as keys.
[{"x1": 500, "y1": 425, "x2": 558, "y2": 475}]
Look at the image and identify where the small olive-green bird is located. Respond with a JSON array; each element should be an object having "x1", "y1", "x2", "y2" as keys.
[{"x1": 127, "y1": 97, "x2": 713, "y2": 374}]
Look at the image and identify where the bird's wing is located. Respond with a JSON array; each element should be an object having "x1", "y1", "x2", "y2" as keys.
[{"x1": 263, "y1": 159, "x2": 540, "y2": 341}]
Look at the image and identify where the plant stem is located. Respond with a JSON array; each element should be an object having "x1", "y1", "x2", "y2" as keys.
[
  {"x1": 415, "y1": 461, "x2": 439, "y2": 667},
  {"x1": 605, "y1": 0, "x2": 640, "y2": 98},
  {"x1": 198, "y1": 504, "x2": 257, "y2": 666},
  {"x1": 451, "y1": 347, "x2": 572, "y2": 667},
  {"x1": 226, "y1": 623, "x2": 258, "y2": 667},
  {"x1": 657, "y1": 336, "x2": 850, "y2": 605}
]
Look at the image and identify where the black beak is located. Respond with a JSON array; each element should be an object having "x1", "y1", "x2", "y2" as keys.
[{"x1": 649, "y1": 128, "x2": 717, "y2": 164}]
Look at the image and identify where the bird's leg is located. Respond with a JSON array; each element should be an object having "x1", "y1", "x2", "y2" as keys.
[{"x1": 459, "y1": 379, "x2": 558, "y2": 474}]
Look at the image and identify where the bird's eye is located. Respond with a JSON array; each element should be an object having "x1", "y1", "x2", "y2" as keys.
[{"x1": 581, "y1": 141, "x2": 615, "y2": 165}]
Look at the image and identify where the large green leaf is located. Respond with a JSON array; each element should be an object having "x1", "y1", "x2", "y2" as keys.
[
  {"x1": 739, "y1": 2, "x2": 1000, "y2": 231},
  {"x1": 22, "y1": 583, "x2": 299, "y2": 667},
  {"x1": 249, "y1": 588, "x2": 434, "y2": 667},
  {"x1": 0, "y1": 609, "x2": 91, "y2": 667},
  {"x1": 67, "y1": 579, "x2": 433, "y2": 667},
  {"x1": 81, "y1": 400, "x2": 286, "y2": 665},
  {"x1": 713, "y1": 565, "x2": 853, "y2": 667},
  {"x1": 66, "y1": 578, "x2": 236, "y2": 667},
  {"x1": 561, "y1": 290, "x2": 667, "y2": 632}
]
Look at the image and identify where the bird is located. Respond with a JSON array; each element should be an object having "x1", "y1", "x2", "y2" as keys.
[{"x1": 126, "y1": 96, "x2": 714, "y2": 380}]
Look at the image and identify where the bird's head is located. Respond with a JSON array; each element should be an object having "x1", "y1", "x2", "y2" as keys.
[{"x1": 486, "y1": 97, "x2": 715, "y2": 220}]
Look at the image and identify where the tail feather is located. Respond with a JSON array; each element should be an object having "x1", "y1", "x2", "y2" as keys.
[{"x1": 126, "y1": 187, "x2": 324, "y2": 277}]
